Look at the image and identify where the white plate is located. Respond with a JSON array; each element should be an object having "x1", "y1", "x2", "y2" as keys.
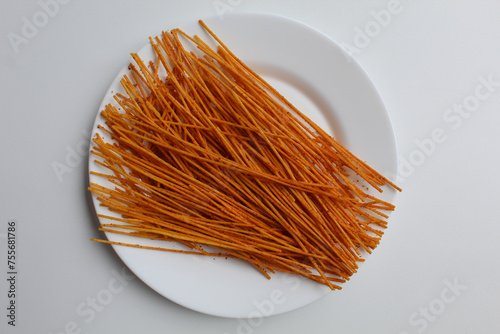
[{"x1": 88, "y1": 13, "x2": 398, "y2": 318}]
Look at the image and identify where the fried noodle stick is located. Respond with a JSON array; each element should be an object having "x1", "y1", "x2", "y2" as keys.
[{"x1": 89, "y1": 20, "x2": 401, "y2": 290}]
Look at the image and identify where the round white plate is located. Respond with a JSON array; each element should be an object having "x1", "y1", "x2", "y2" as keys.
[{"x1": 88, "y1": 13, "x2": 398, "y2": 318}]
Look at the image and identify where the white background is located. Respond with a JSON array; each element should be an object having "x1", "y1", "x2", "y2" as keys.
[{"x1": 1, "y1": 1, "x2": 499, "y2": 333}]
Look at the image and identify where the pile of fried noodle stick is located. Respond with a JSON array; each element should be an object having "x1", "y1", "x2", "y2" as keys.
[{"x1": 89, "y1": 20, "x2": 401, "y2": 290}]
